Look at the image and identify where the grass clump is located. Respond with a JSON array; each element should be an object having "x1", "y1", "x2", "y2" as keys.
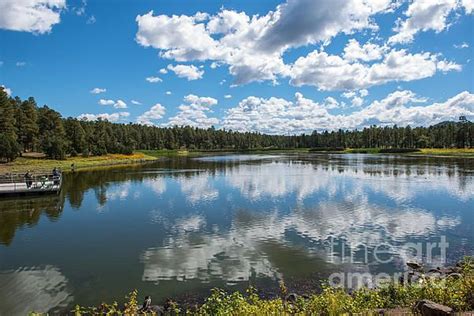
[
  {"x1": 345, "y1": 148, "x2": 381, "y2": 154},
  {"x1": 417, "y1": 148, "x2": 474, "y2": 157}
]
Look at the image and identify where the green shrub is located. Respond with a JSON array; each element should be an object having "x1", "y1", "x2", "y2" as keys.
[{"x1": 53, "y1": 257, "x2": 474, "y2": 315}]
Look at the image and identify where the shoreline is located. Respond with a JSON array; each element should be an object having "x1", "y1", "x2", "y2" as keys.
[
  {"x1": 0, "y1": 152, "x2": 159, "y2": 174},
  {"x1": 142, "y1": 148, "x2": 474, "y2": 157},
  {"x1": 1, "y1": 148, "x2": 472, "y2": 174},
  {"x1": 60, "y1": 257, "x2": 474, "y2": 315}
]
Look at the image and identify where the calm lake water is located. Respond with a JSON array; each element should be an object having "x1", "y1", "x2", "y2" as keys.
[{"x1": 0, "y1": 154, "x2": 473, "y2": 315}]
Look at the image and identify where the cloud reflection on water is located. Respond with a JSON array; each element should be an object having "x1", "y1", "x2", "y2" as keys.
[
  {"x1": 0, "y1": 266, "x2": 72, "y2": 315},
  {"x1": 140, "y1": 157, "x2": 469, "y2": 284}
]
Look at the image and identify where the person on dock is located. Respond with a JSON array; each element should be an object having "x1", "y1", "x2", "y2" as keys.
[
  {"x1": 52, "y1": 168, "x2": 60, "y2": 185},
  {"x1": 24, "y1": 171, "x2": 33, "y2": 189}
]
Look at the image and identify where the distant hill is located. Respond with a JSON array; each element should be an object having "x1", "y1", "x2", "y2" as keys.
[
  {"x1": 433, "y1": 121, "x2": 458, "y2": 127},
  {"x1": 433, "y1": 118, "x2": 472, "y2": 127}
]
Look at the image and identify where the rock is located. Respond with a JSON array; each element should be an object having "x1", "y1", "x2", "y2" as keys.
[
  {"x1": 407, "y1": 261, "x2": 423, "y2": 270},
  {"x1": 425, "y1": 271, "x2": 442, "y2": 280},
  {"x1": 150, "y1": 305, "x2": 165, "y2": 314},
  {"x1": 285, "y1": 293, "x2": 298, "y2": 302},
  {"x1": 439, "y1": 266, "x2": 461, "y2": 275},
  {"x1": 446, "y1": 272, "x2": 462, "y2": 279},
  {"x1": 414, "y1": 299, "x2": 452, "y2": 315}
]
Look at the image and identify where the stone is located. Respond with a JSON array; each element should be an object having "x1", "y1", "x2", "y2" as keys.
[
  {"x1": 285, "y1": 293, "x2": 298, "y2": 302},
  {"x1": 425, "y1": 271, "x2": 442, "y2": 280},
  {"x1": 446, "y1": 272, "x2": 462, "y2": 279},
  {"x1": 414, "y1": 299, "x2": 453, "y2": 315},
  {"x1": 407, "y1": 261, "x2": 423, "y2": 270},
  {"x1": 150, "y1": 305, "x2": 165, "y2": 315}
]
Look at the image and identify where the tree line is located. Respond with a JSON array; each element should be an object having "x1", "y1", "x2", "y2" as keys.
[{"x1": 0, "y1": 87, "x2": 472, "y2": 162}]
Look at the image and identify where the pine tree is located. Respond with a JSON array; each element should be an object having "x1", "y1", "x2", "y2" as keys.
[
  {"x1": 0, "y1": 87, "x2": 17, "y2": 138},
  {"x1": 64, "y1": 118, "x2": 86, "y2": 156},
  {"x1": 38, "y1": 106, "x2": 67, "y2": 159},
  {"x1": 16, "y1": 97, "x2": 39, "y2": 152}
]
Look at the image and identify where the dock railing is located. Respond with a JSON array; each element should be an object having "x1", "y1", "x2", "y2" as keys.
[{"x1": 0, "y1": 172, "x2": 62, "y2": 194}]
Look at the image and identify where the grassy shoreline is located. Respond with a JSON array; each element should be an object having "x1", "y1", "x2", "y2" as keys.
[
  {"x1": 343, "y1": 148, "x2": 474, "y2": 157},
  {"x1": 143, "y1": 147, "x2": 474, "y2": 157},
  {"x1": 1, "y1": 148, "x2": 472, "y2": 174},
  {"x1": 0, "y1": 152, "x2": 158, "y2": 174}
]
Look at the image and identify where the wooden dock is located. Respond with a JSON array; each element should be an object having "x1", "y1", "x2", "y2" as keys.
[{"x1": 0, "y1": 173, "x2": 62, "y2": 197}]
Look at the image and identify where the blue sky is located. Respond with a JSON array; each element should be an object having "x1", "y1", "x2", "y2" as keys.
[{"x1": 0, "y1": 0, "x2": 473, "y2": 134}]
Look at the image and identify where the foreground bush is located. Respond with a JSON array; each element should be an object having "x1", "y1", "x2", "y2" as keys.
[{"x1": 32, "y1": 257, "x2": 474, "y2": 315}]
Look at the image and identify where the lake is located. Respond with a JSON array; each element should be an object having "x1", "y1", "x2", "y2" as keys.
[{"x1": 0, "y1": 154, "x2": 473, "y2": 315}]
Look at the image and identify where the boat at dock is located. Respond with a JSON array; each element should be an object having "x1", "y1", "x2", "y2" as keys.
[{"x1": 0, "y1": 172, "x2": 62, "y2": 197}]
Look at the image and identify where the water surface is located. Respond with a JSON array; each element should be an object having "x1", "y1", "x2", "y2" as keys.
[{"x1": 0, "y1": 154, "x2": 473, "y2": 314}]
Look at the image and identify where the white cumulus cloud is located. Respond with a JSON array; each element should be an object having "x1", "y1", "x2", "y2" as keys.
[
  {"x1": 222, "y1": 90, "x2": 474, "y2": 134},
  {"x1": 165, "y1": 94, "x2": 219, "y2": 128},
  {"x1": 99, "y1": 99, "x2": 115, "y2": 106},
  {"x1": 437, "y1": 60, "x2": 462, "y2": 72},
  {"x1": 135, "y1": 0, "x2": 465, "y2": 90},
  {"x1": 137, "y1": 103, "x2": 166, "y2": 125},
  {"x1": 454, "y1": 42, "x2": 469, "y2": 49},
  {"x1": 90, "y1": 87, "x2": 106, "y2": 94},
  {"x1": 146, "y1": 76, "x2": 162, "y2": 83},
  {"x1": 289, "y1": 48, "x2": 457, "y2": 91},
  {"x1": 99, "y1": 99, "x2": 127, "y2": 108},
  {"x1": 167, "y1": 64, "x2": 204, "y2": 80},
  {"x1": 343, "y1": 39, "x2": 386, "y2": 62},
  {"x1": 0, "y1": 0, "x2": 66, "y2": 34},
  {"x1": 78, "y1": 112, "x2": 130, "y2": 122},
  {"x1": 135, "y1": 0, "x2": 399, "y2": 87},
  {"x1": 389, "y1": 0, "x2": 474, "y2": 44}
]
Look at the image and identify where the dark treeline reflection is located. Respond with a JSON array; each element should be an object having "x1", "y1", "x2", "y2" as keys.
[
  {"x1": 1, "y1": 154, "x2": 472, "y2": 245},
  {"x1": 0, "y1": 195, "x2": 64, "y2": 245}
]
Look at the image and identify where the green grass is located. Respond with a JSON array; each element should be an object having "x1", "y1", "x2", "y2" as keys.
[
  {"x1": 138, "y1": 149, "x2": 198, "y2": 158},
  {"x1": 0, "y1": 152, "x2": 158, "y2": 174},
  {"x1": 345, "y1": 148, "x2": 381, "y2": 154},
  {"x1": 416, "y1": 148, "x2": 474, "y2": 157},
  {"x1": 344, "y1": 148, "x2": 474, "y2": 156},
  {"x1": 50, "y1": 257, "x2": 474, "y2": 315}
]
